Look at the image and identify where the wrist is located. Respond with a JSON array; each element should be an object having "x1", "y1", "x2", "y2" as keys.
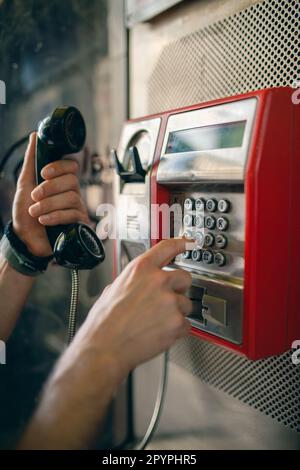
[
  {"x1": 0, "y1": 221, "x2": 53, "y2": 276},
  {"x1": 13, "y1": 221, "x2": 50, "y2": 257}
]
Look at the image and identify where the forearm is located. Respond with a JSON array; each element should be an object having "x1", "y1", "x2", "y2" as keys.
[
  {"x1": 0, "y1": 254, "x2": 34, "y2": 340},
  {"x1": 19, "y1": 339, "x2": 122, "y2": 450}
]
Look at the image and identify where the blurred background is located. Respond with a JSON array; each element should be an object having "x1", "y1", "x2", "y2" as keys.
[{"x1": 0, "y1": 0, "x2": 299, "y2": 450}]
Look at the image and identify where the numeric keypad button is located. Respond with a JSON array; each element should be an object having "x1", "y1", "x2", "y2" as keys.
[
  {"x1": 206, "y1": 198, "x2": 218, "y2": 212},
  {"x1": 202, "y1": 250, "x2": 214, "y2": 264},
  {"x1": 204, "y1": 233, "x2": 214, "y2": 247},
  {"x1": 218, "y1": 199, "x2": 230, "y2": 213},
  {"x1": 215, "y1": 252, "x2": 226, "y2": 267},
  {"x1": 216, "y1": 217, "x2": 229, "y2": 231},
  {"x1": 191, "y1": 249, "x2": 202, "y2": 262},
  {"x1": 195, "y1": 231, "x2": 204, "y2": 247},
  {"x1": 195, "y1": 215, "x2": 204, "y2": 228},
  {"x1": 183, "y1": 214, "x2": 194, "y2": 227},
  {"x1": 205, "y1": 216, "x2": 216, "y2": 230},
  {"x1": 182, "y1": 251, "x2": 191, "y2": 260},
  {"x1": 195, "y1": 198, "x2": 206, "y2": 211},
  {"x1": 215, "y1": 234, "x2": 227, "y2": 249},
  {"x1": 184, "y1": 198, "x2": 194, "y2": 211}
]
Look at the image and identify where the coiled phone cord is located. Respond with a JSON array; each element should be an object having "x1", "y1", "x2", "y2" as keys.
[
  {"x1": 67, "y1": 269, "x2": 79, "y2": 345},
  {"x1": 134, "y1": 350, "x2": 169, "y2": 450}
]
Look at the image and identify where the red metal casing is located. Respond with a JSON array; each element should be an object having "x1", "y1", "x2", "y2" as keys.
[
  {"x1": 150, "y1": 87, "x2": 300, "y2": 359},
  {"x1": 117, "y1": 87, "x2": 300, "y2": 359}
]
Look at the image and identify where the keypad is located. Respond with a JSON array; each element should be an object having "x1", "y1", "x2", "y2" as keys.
[{"x1": 181, "y1": 196, "x2": 232, "y2": 268}]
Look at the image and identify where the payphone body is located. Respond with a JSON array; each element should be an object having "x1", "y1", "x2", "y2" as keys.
[
  {"x1": 115, "y1": 87, "x2": 300, "y2": 360},
  {"x1": 114, "y1": 117, "x2": 162, "y2": 274}
]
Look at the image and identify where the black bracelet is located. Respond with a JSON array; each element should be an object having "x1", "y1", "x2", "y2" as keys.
[{"x1": 0, "y1": 221, "x2": 53, "y2": 275}]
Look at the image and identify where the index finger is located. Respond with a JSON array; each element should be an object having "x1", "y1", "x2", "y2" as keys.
[
  {"x1": 144, "y1": 238, "x2": 193, "y2": 268},
  {"x1": 41, "y1": 159, "x2": 79, "y2": 180}
]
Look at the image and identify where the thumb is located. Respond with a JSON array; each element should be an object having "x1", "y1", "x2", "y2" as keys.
[{"x1": 18, "y1": 132, "x2": 37, "y2": 187}]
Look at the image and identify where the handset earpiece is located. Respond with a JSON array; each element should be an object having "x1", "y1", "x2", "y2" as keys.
[{"x1": 36, "y1": 106, "x2": 105, "y2": 269}]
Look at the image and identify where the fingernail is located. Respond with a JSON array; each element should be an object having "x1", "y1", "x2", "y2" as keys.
[
  {"x1": 41, "y1": 167, "x2": 55, "y2": 178},
  {"x1": 31, "y1": 186, "x2": 43, "y2": 200},
  {"x1": 39, "y1": 214, "x2": 50, "y2": 224},
  {"x1": 29, "y1": 202, "x2": 41, "y2": 217}
]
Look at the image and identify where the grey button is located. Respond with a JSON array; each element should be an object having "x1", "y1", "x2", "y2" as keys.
[
  {"x1": 183, "y1": 229, "x2": 193, "y2": 239},
  {"x1": 202, "y1": 250, "x2": 214, "y2": 264},
  {"x1": 195, "y1": 215, "x2": 204, "y2": 228},
  {"x1": 206, "y1": 198, "x2": 217, "y2": 212},
  {"x1": 183, "y1": 214, "x2": 193, "y2": 227},
  {"x1": 182, "y1": 250, "x2": 191, "y2": 260},
  {"x1": 204, "y1": 233, "x2": 214, "y2": 247},
  {"x1": 195, "y1": 198, "x2": 206, "y2": 211},
  {"x1": 215, "y1": 234, "x2": 227, "y2": 249},
  {"x1": 195, "y1": 231, "x2": 204, "y2": 247},
  {"x1": 191, "y1": 249, "x2": 202, "y2": 262},
  {"x1": 218, "y1": 199, "x2": 230, "y2": 213},
  {"x1": 214, "y1": 252, "x2": 226, "y2": 267},
  {"x1": 216, "y1": 217, "x2": 229, "y2": 231},
  {"x1": 184, "y1": 198, "x2": 194, "y2": 211},
  {"x1": 205, "y1": 216, "x2": 216, "y2": 230}
]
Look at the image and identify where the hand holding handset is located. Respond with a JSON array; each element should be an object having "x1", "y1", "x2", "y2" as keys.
[{"x1": 36, "y1": 106, "x2": 105, "y2": 270}]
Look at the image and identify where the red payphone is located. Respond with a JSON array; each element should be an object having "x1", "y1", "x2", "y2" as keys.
[{"x1": 114, "y1": 87, "x2": 300, "y2": 360}]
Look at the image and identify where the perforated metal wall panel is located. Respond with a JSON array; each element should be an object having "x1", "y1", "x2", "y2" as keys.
[
  {"x1": 171, "y1": 337, "x2": 300, "y2": 432},
  {"x1": 148, "y1": 0, "x2": 299, "y2": 114},
  {"x1": 144, "y1": 0, "x2": 300, "y2": 435}
]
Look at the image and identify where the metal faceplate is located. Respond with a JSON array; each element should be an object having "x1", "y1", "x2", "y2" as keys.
[
  {"x1": 116, "y1": 118, "x2": 161, "y2": 273},
  {"x1": 157, "y1": 98, "x2": 257, "y2": 344},
  {"x1": 170, "y1": 188, "x2": 245, "y2": 344}
]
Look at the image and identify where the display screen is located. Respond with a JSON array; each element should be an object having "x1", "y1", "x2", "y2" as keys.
[{"x1": 165, "y1": 121, "x2": 246, "y2": 154}]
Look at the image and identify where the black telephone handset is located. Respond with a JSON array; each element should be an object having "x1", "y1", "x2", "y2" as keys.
[{"x1": 36, "y1": 106, "x2": 105, "y2": 270}]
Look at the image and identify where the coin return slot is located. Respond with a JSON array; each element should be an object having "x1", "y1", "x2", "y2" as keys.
[{"x1": 187, "y1": 286, "x2": 206, "y2": 326}]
